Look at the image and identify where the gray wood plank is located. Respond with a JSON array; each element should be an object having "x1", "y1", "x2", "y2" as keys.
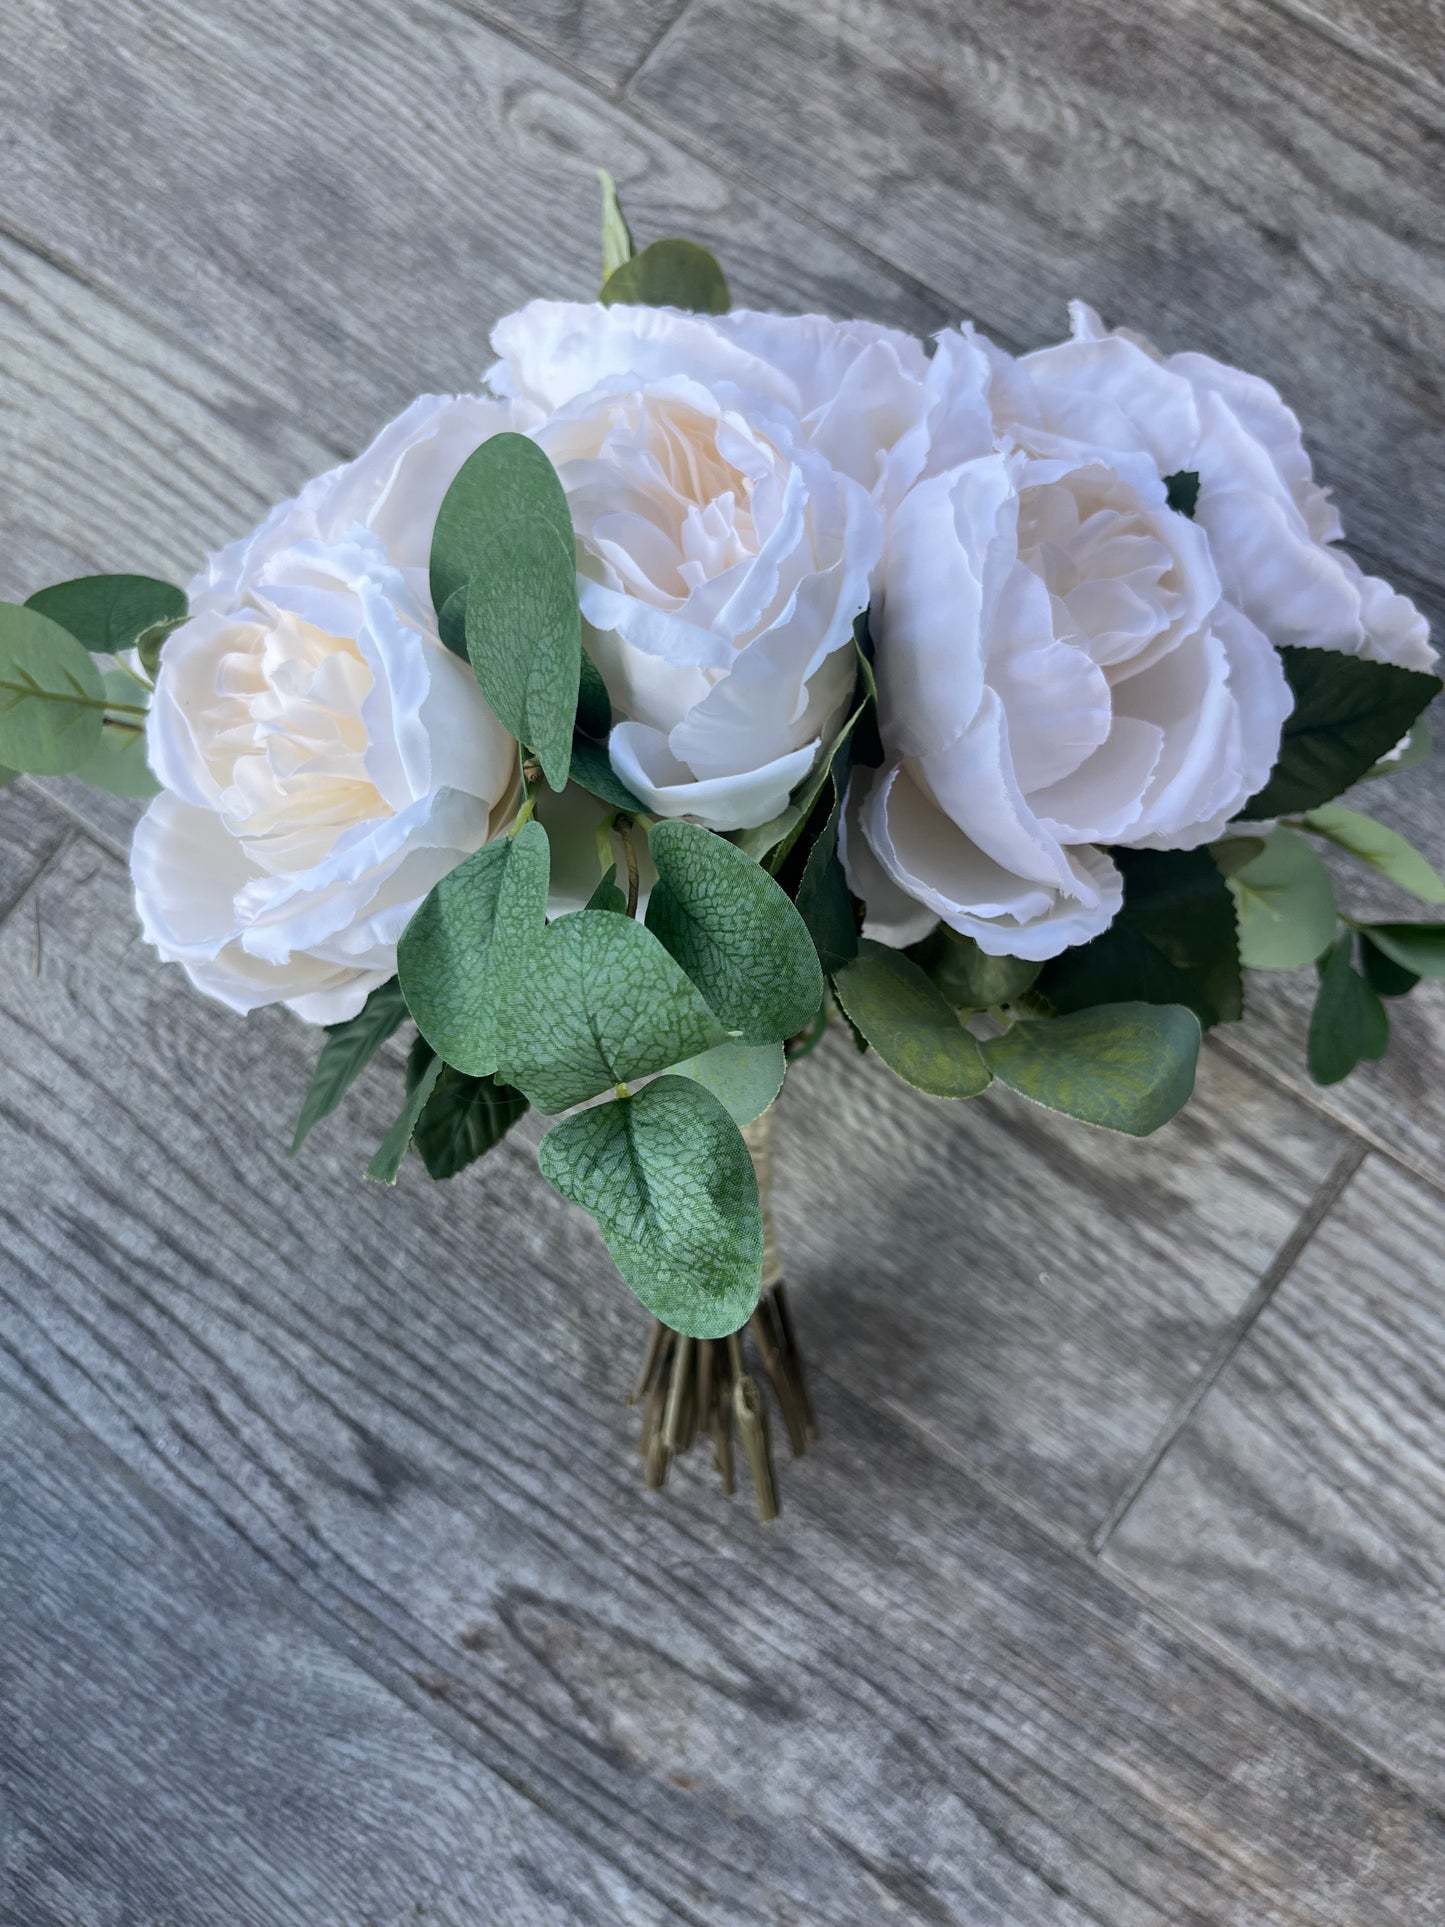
[
  {"x1": 5, "y1": 837, "x2": 1445, "y2": 1923},
  {"x1": 1278, "y1": 0, "x2": 1445, "y2": 83},
  {"x1": 0, "y1": 783, "x2": 69, "y2": 918},
  {"x1": 631, "y1": 0, "x2": 1445, "y2": 605},
  {"x1": 456, "y1": 0, "x2": 691, "y2": 88},
  {"x1": 1107, "y1": 1151, "x2": 1445, "y2": 1807},
  {"x1": 0, "y1": 1388, "x2": 672, "y2": 1927}
]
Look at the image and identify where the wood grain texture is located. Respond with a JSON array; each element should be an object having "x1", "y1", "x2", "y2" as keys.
[
  {"x1": 0, "y1": 1389, "x2": 672, "y2": 1927},
  {"x1": 1108, "y1": 1151, "x2": 1445, "y2": 1806},
  {"x1": 0, "y1": 783, "x2": 69, "y2": 916},
  {"x1": 5, "y1": 839, "x2": 1445, "y2": 1924},
  {"x1": 632, "y1": 0, "x2": 1445, "y2": 603},
  {"x1": 452, "y1": 0, "x2": 690, "y2": 87}
]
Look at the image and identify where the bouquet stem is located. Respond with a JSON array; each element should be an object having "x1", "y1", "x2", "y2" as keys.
[{"x1": 630, "y1": 1109, "x2": 815, "y2": 1519}]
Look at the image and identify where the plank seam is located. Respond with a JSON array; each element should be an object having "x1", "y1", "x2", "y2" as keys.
[{"x1": 0, "y1": 812, "x2": 75, "y2": 939}]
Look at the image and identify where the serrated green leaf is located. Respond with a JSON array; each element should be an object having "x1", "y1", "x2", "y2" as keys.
[
  {"x1": 646, "y1": 819, "x2": 823, "y2": 1043},
  {"x1": 411, "y1": 1053, "x2": 528, "y2": 1180},
  {"x1": 465, "y1": 520, "x2": 580, "y2": 792},
  {"x1": 1042, "y1": 848, "x2": 1242, "y2": 1028},
  {"x1": 567, "y1": 734, "x2": 645, "y2": 813},
  {"x1": 584, "y1": 862, "x2": 628, "y2": 914},
  {"x1": 497, "y1": 910, "x2": 725, "y2": 1113},
  {"x1": 1365, "y1": 716, "x2": 1432, "y2": 781},
  {"x1": 1308, "y1": 935, "x2": 1389, "y2": 1086},
  {"x1": 25, "y1": 574, "x2": 186, "y2": 656},
  {"x1": 983, "y1": 1003, "x2": 1201, "y2": 1137},
  {"x1": 831, "y1": 940, "x2": 992, "y2": 1098},
  {"x1": 397, "y1": 820, "x2": 549, "y2": 1079},
  {"x1": 538, "y1": 1077, "x2": 762, "y2": 1338},
  {"x1": 1353, "y1": 920, "x2": 1445, "y2": 979},
  {"x1": 600, "y1": 239, "x2": 730, "y2": 315},
  {"x1": 597, "y1": 167, "x2": 634, "y2": 280},
  {"x1": 1227, "y1": 827, "x2": 1337, "y2": 970},
  {"x1": 0, "y1": 602, "x2": 111, "y2": 774},
  {"x1": 1243, "y1": 647, "x2": 1441, "y2": 819},
  {"x1": 291, "y1": 978, "x2": 410, "y2": 1156},
  {"x1": 669, "y1": 1038, "x2": 785, "y2": 1126},
  {"x1": 1299, "y1": 804, "x2": 1445, "y2": 905},
  {"x1": 908, "y1": 927, "x2": 1040, "y2": 1009},
  {"x1": 1358, "y1": 932, "x2": 1419, "y2": 998},
  {"x1": 365, "y1": 1053, "x2": 443, "y2": 1184}
]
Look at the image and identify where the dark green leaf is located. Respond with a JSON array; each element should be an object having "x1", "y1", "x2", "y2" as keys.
[
  {"x1": 1163, "y1": 470, "x2": 1200, "y2": 518},
  {"x1": 465, "y1": 520, "x2": 580, "y2": 792},
  {"x1": 576, "y1": 651, "x2": 613, "y2": 739},
  {"x1": 600, "y1": 239, "x2": 730, "y2": 315},
  {"x1": 436, "y1": 585, "x2": 468, "y2": 660},
  {"x1": 584, "y1": 863, "x2": 628, "y2": 914},
  {"x1": 365, "y1": 1054, "x2": 443, "y2": 1184},
  {"x1": 1243, "y1": 647, "x2": 1441, "y2": 819},
  {"x1": 496, "y1": 910, "x2": 725, "y2": 1113},
  {"x1": 1365, "y1": 716, "x2": 1432, "y2": 781},
  {"x1": 136, "y1": 615, "x2": 187, "y2": 681},
  {"x1": 792, "y1": 787, "x2": 859, "y2": 975},
  {"x1": 908, "y1": 927, "x2": 1040, "y2": 1009},
  {"x1": 831, "y1": 940, "x2": 992, "y2": 1098},
  {"x1": 1227, "y1": 827, "x2": 1337, "y2": 970},
  {"x1": 537, "y1": 1077, "x2": 762, "y2": 1339},
  {"x1": 413, "y1": 1057, "x2": 528, "y2": 1180},
  {"x1": 597, "y1": 167, "x2": 634, "y2": 280},
  {"x1": 0, "y1": 602, "x2": 109, "y2": 774},
  {"x1": 982, "y1": 1002, "x2": 1201, "y2": 1136},
  {"x1": 1353, "y1": 920, "x2": 1445, "y2": 980},
  {"x1": 291, "y1": 978, "x2": 410, "y2": 1155},
  {"x1": 1308, "y1": 935, "x2": 1389, "y2": 1085},
  {"x1": 1358, "y1": 932, "x2": 1419, "y2": 998},
  {"x1": 1042, "y1": 847, "x2": 1242, "y2": 1028},
  {"x1": 25, "y1": 574, "x2": 186, "y2": 656},
  {"x1": 646, "y1": 819, "x2": 823, "y2": 1043},
  {"x1": 397, "y1": 821, "x2": 550, "y2": 1078},
  {"x1": 567, "y1": 734, "x2": 645, "y2": 813}
]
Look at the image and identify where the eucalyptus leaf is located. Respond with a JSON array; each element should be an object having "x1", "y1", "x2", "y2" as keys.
[
  {"x1": 291, "y1": 978, "x2": 410, "y2": 1156},
  {"x1": 464, "y1": 520, "x2": 580, "y2": 792},
  {"x1": 136, "y1": 615, "x2": 187, "y2": 681},
  {"x1": 1308, "y1": 935, "x2": 1389, "y2": 1086},
  {"x1": 25, "y1": 574, "x2": 186, "y2": 656},
  {"x1": 669, "y1": 1038, "x2": 786, "y2": 1126},
  {"x1": 567, "y1": 734, "x2": 645, "y2": 813},
  {"x1": 597, "y1": 167, "x2": 634, "y2": 279},
  {"x1": 71, "y1": 715, "x2": 159, "y2": 798},
  {"x1": 600, "y1": 239, "x2": 730, "y2": 315},
  {"x1": 910, "y1": 927, "x2": 1040, "y2": 1009},
  {"x1": 397, "y1": 820, "x2": 549, "y2": 1077},
  {"x1": 537, "y1": 1076, "x2": 762, "y2": 1339},
  {"x1": 983, "y1": 1003, "x2": 1201, "y2": 1137},
  {"x1": 1227, "y1": 827, "x2": 1337, "y2": 970},
  {"x1": 497, "y1": 910, "x2": 726, "y2": 1113},
  {"x1": 576, "y1": 651, "x2": 613, "y2": 740},
  {"x1": 584, "y1": 862, "x2": 628, "y2": 914},
  {"x1": 430, "y1": 430, "x2": 573, "y2": 614},
  {"x1": 437, "y1": 585, "x2": 468, "y2": 660},
  {"x1": 831, "y1": 940, "x2": 992, "y2": 1098},
  {"x1": 0, "y1": 766, "x2": 16, "y2": 789},
  {"x1": 1243, "y1": 647, "x2": 1441, "y2": 819},
  {"x1": 365, "y1": 1054, "x2": 443, "y2": 1184},
  {"x1": 1358, "y1": 932, "x2": 1419, "y2": 999},
  {"x1": 646, "y1": 819, "x2": 823, "y2": 1043},
  {"x1": 0, "y1": 602, "x2": 110, "y2": 774},
  {"x1": 1353, "y1": 920, "x2": 1445, "y2": 979},
  {"x1": 1299, "y1": 804, "x2": 1445, "y2": 905}
]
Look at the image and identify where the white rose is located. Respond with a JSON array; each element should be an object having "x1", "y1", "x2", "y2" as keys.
[
  {"x1": 486, "y1": 301, "x2": 894, "y2": 830},
  {"x1": 847, "y1": 356, "x2": 1293, "y2": 958},
  {"x1": 132, "y1": 398, "x2": 519, "y2": 1023}
]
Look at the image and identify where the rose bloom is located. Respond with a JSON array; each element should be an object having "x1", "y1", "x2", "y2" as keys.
[
  {"x1": 132, "y1": 397, "x2": 518, "y2": 1023},
  {"x1": 845, "y1": 318, "x2": 1297, "y2": 958},
  {"x1": 487, "y1": 301, "x2": 912, "y2": 830}
]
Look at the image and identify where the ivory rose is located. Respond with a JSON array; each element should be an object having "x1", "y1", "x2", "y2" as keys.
[
  {"x1": 132, "y1": 397, "x2": 518, "y2": 1022},
  {"x1": 487, "y1": 302, "x2": 897, "y2": 830}
]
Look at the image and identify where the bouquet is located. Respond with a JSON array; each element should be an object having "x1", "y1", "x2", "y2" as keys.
[{"x1": 5, "y1": 177, "x2": 1440, "y2": 1517}]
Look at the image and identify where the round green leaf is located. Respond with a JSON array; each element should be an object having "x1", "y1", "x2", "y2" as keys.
[
  {"x1": 1300, "y1": 804, "x2": 1445, "y2": 906},
  {"x1": 982, "y1": 1003, "x2": 1201, "y2": 1137},
  {"x1": 464, "y1": 521, "x2": 581, "y2": 792},
  {"x1": 0, "y1": 602, "x2": 109, "y2": 774},
  {"x1": 430, "y1": 431, "x2": 574, "y2": 615},
  {"x1": 669, "y1": 1039, "x2": 785, "y2": 1126},
  {"x1": 538, "y1": 1077, "x2": 762, "y2": 1339},
  {"x1": 1227, "y1": 827, "x2": 1337, "y2": 970},
  {"x1": 831, "y1": 940, "x2": 992, "y2": 1098},
  {"x1": 25, "y1": 574, "x2": 185, "y2": 655},
  {"x1": 910, "y1": 927, "x2": 1040, "y2": 1009},
  {"x1": 600, "y1": 239, "x2": 730, "y2": 315}
]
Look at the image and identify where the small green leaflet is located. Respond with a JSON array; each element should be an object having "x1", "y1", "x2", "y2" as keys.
[
  {"x1": 669, "y1": 1038, "x2": 786, "y2": 1126},
  {"x1": 538, "y1": 1077, "x2": 762, "y2": 1339},
  {"x1": 584, "y1": 862, "x2": 628, "y2": 914},
  {"x1": 983, "y1": 1003, "x2": 1201, "y2": 1137},
  {"x1": 597, "y1": 167, "x2": 634, "y2": 279},
  {"x1": 291, "y1": 978, "x2": 410, "y2": 1155},
  {"x1": 1163, "y1": 470, "x2": 1200, "y2": 518},
  {"x1": 136, "y1": 616, "x2": 187, "y2": 682},
  {"x1": 908, "y1": 927, "x2": 1040, "y2": 1010},
  {"x1": 25, "y1": 574, "x2": 186, "y2": 656},
  {"x1": 397, "y1": 820, "x2": 549, "y2": 1079},
  {"x1": 1299, "y1": 805, "x2": 1445, "y2": 905},
  {"x1": 600, "y1": 239, "x2": 730, "y2": 315},
  {"x1": 1227, "y1": 827, "x2": 1337, "y2": 970},
  {"x1": 365, "y1": 1054, "x2": 443, "y2": 1184},
  {"x1": 1352, "y1": 920, "x2": 1445, "y2": 980},
  {"x1": 0, "y1": 602, "x2": 114, "y2": 774},
  {"x1": 496, "y1": 909, "x2": 725, "y2": 1113},
  {"x1": 406, "y1": 1039, "x2": 529, "y2": 1180},
  {"x1": 1358, "y1": 932, "x2": 1418, "y2": 999},
  {"x1": 831, "y1": 941, "x2": 992, "y2": 1099},
  {"x1": 1242, "y1": 647, "x2": 1441, "y2": 819},
  {"x1": 646, "y1": 819, "x2": 824, "y2": 1043},
  {"x1": 1308, "y1": 935, "x2": 1388, "y2": 1086},
  {"x1": 568, "y1": 735, "x2": 645, "y2": 814}
]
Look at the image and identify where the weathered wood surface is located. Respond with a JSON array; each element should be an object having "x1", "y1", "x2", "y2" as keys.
[
  {"x1": 4, "y1": 0, "x2": 1445, "y2": 1916},
  {"x1": 4, "y1": 839, "x2": 1445, "y2": 1924}
]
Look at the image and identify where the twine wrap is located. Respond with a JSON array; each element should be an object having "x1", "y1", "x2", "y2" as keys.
[{"x1": 741, "y1": 1109, "x2": 783, "y2": 1291}]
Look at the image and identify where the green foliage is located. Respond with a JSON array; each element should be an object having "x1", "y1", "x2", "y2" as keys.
[
  {"x1": 0, "y1": 766, "x2": 16, "y2": 789},
  {"x1": 1299, "y1": 804, "x2": 1445, "y2": 905},
  {"x1": 567, "y1": 735, "x2": 645, "y2": 813},
  {"x1": 669, "y1": 1039, "x2": 786, "y2": 1126},
  {"x1": 1308, "y1": 935, "x2": 1388, "y2": 1086},
  {"x1": 584, "y1": 862, "x2": 628, "y2": 914},
  {"x1": 646, "y1": 819, "x2": 824, "y2": 1043},
  {"x1": 1358, "y1": 932, "x2": 1419, "y2": 999},
  {"x1": 397, "y1": 820, "x2": 549, "y2": 1079},
  {"x1": 1227, "y1": 827, "x2": 1337, "y2": 970},
  {"x1": 1365, "y1": 716, "x2": 1432, "y2": 781},
  {"x1": 25, "y1": 574, "x2": 186, "y2": 656},
  {"x1": 1163, "y1": 470, "x2": 1200, "y2": 518},
  {"x1": 365, "y1": 1053, "x2": 443, "y2": 1184},
  {"x1": 792, "y1": 790, "x2": 859, "y2": 975},
  {"x1": 831, "y1": 940, "x2": 992, "y2": 1098},
  {"x1": 538, "y1": 1077, "x2": 762, "y2": 1338},
  {"x1": 738, "y1": 632, "x2": 878, "y2": 872},
  {"x1": 576, "y1": 651, "x2": 613, "y2": 740},
  {"x1": 597, "y1": 167, "x2": 634, "y2": 279},
  {"x1": 136, "y1": 616, "x2": 188, "y2": 682},
  {"x1": 405, "y1": 1039, "x2": 529, "y2": 1179},
  {"x1": 291, "y1": 978, "x2": 410, "y2": 1155},
  {"x1": 1243, "y1": 647, "x2": 1441, "y2": 819},
  {"x1": 909, "y1": 927, "x2": 1040, "y2": 1009},
  {"x1": 982, "y1": 1003, "x2": 1201, "y2": 1137},
  {"x1": 497, "y1": 909, "x2": 725, "y2": 1113},
  {"x1": 0, "y1": 602, "x2": 116, "y2": 774},
  {"x1": 436, "y1": 585, "x2": 468, "y2": 660},
  {"x1": 1352, "y1": 920, "x2": 1445, "y2": 979},
  {"x1": 1042, "y1": 848, "x2": 1242, "y2": 1028},
  {"x1": 600, "y1": 239, "x2": 730, "y2": 315}
]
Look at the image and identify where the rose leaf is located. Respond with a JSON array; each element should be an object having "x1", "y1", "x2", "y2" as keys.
[
  {"x1": 1299, "y1": 804, "x2": 1445, "y2": 905},
  {"x1": 365, "y1": 1053, "x2": 443, "y2": 1185},
  {"x1": 1307, "y1": 935, "x2": 1389, "y2": 1086},
  {"x1": 404, "y1": 1039, "x2": 529, "y2": 1180},
  {"x1": 983, "y1": 1002, "x2": 1201, "y2": 1137},
  {"x1": 1352, "y1": 919, "x2": 1445, "y2": 980},
  {"x1": 907, "y1": 927, "x2": 1041, "y2": 1010},
  {"x1": 290, "y1": 978, "x2": 411, "y2": 1157}
]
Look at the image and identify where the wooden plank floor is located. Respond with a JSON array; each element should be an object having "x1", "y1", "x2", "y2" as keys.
[{"x1": 2, "y1": 1, "x2": 1444, "y2": 1920}]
